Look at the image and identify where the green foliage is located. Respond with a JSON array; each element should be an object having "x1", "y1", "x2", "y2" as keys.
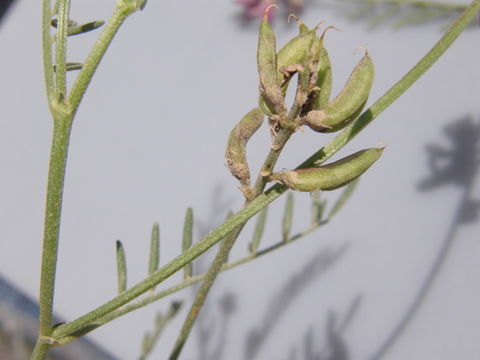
[{"x1": 115, "y1": 240, "x2": 127, "y2": 293}]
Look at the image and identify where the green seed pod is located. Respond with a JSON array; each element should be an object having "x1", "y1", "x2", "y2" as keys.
[
  {"x1": 291, "y1": 35, "x2": 324, "y2": 110},
  {"x1": 225, "y1": 108, "x2": 265, "y2": 189},
  {"x1": 306, "y1": 97, "x2": 366, "y2": 133},
  {"x1": 305, "y1": 53, "x2": 374, "y2": 133},
  {"x1": 308, "y1": 47, "x2": 332, "y2": 110},
  {"x1": 270, "y1": 147, "x2": 383, "y2": 192},
  {"x1": 259, "y1": 31, "x2": 317, "y2": 115},
  {"x1": 257, "y1": 10, "x2": 285, "y2": 115},
  {"x1": 276, "y1": 31, "x2": 317, "y2": 83},
  {"x1": 298, "y1": 22, "x2": 310, "y2": 35},
  {"x1": 287, "y1": 14, "x2": 310, "y2": 35}
]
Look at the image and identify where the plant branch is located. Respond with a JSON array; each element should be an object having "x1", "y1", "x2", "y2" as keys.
[
  {"x1": 34, "y1": 114, "x2": 74, "y2": 358},
  {"x1": 55, "y1": 0, "x2": 70, "y2": 98},
  {"x1": 42, "y1": 0, "x2": 54, "y2": 100},
  {"x1": 252, "y1": 129, "x2": 293, "y2": 197},
  {"x1": 168, "y1": 229, "x2": 239, "y2": 360},
  {"x1": 48, "y1": 0, "x2": 480, "y2": 346},
  {"x1": 34, "y1": 2, "x2": 145, "y2": 360},
  {"x1": 68, "y1": 5, "x2": 133, "y2": 115},
  {"x1": 56, "y1": 219, "x2": 328, "y2": 340},
  {"x1": 51, "y1": 186, "x2": 284, "y2": 342},
  {"x1": 169, "y1": 101, "x2": 304, "y2": 358}
]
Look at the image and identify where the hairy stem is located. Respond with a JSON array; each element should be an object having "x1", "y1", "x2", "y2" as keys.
[
  {"x1": 42, "y1": 0, "x2": 54, "y2": 100},
  {"x1": 55, "y1": 0, "x2": 70, "y2": 98},
  {"x1": 34, "y1": 2, "x2": 144, "y2": 360},
  {"x1": 34, "y1": 114, "x2": 73, "y2": 358},
  {"x1": 51, "y1": 186, "x2": 284, "y2": 341},
  {"x1": 104, "y1": 220, "x2": 326, "y2": 326},
  {"x1": 169, "y1": 108, "x2": 300, "y2": 358},
  {"x1": 252, "y1": 128, "x2": 292, "y2": 197},
  {"x1": 168, "y1": 230, "x2": 239, "y2": 360},
  {"x1": 68, "y1": 6, "x2": 132, "y2": 115}
]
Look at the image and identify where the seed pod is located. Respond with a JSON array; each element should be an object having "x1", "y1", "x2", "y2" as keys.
[
  {"x1": 225, "y1": 108, "x2": 264, "y2": 189},
  {"x1": 257, "y1": 9, "x2": 285, "y2": 115},
  {"x1": 287, "y1": 14, "x2": 309, "y2": 35},
  {"x1": 298, "y1": 21, "x2": 310, "y2": 35},
  {"x1": 259, "y1": 28, "x2": 318, "y2": 116},
  {"x1": 276, "y1": 31, "x2": 317, "y2": 84},
  {"x1": 305, "y1": 53, "x2": 374, "y2": 133},
  {"x1": 290, "y1": 35, "x2": 324, "y2": 111},
  {"x1": 303, "y1": 47, "x2": 332, "y2": 112},
  {"x1": 306, "y1": 97, "x2": 366, "y2": 132},
  {"x1": 270, "y1": 147, "x2": 383, "y2": 192}
]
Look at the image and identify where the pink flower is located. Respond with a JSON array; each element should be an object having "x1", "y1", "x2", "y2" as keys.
[
  {"x1": 235, "y1": 0, "x2": 277, "y2": 21},
  {"x1": 235, "y1": 0, "x2": 304, "y2": 21}
]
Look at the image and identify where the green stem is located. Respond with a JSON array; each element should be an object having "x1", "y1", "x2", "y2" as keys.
[
  {"x1": 55, "y1": 0, "x2": 70, "y2": 98},
  {"x1": 252, "y1": 128, "x2": 292, "y2": 197},
  {"x1": 68, "y1": 6, "x2": 131, "y2": 115},
  {"x1": 169, "y1": 106, "x2": 300, "y2": 359},
  {"x1": 168, "y1": 230, "x2": 238, "y2": 360},
  {"x1": 49, "y1": 0, "x2": 480, "y2": 346},
  {"x1": 31, "y1": 342, "x2": 50, "y2": 360},
  {"x1": 42, "y1": 0, "x2": 54, "y2": 100},
  {"x1": 48, "y1": 219, "x2": 326, "y2": 339},
  {"x1": 34, "y1": 2, "x2": 143, "y2": 360},
  {"x1": 52, "y1": 186, "x2": 284, "y2": 341},
  {"x1": 35, "y1": 114, "x2": 73, "y2": 358}
]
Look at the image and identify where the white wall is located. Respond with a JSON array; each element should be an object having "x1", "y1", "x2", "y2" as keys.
[{"x1": 1, "y1": 1, "x2": 479, "y2": 359}]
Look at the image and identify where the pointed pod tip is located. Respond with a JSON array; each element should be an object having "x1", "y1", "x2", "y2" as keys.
[
  {"x1": 353, "y1": 46, "x2": 369, "y2": 56},
  {"x1": 263, "y1": 3, "x2": 279, "y2": 21},
  {"x1": 287, "y1": 13, "x2": 299, "y2": 24},
  {"x1": 376, "y1": 143, "x2": 387, "y2": 151},
  {"x1": 321, "y1": 25, "x2": 341, "y2": 39},
  {"x1": 313, "y1": 21, "x2": 325, "y2": 32}
]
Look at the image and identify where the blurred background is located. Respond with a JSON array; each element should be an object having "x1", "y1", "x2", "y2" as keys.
[{"x1": 1, "y1": 0, "x2": 479, "y2": 359}]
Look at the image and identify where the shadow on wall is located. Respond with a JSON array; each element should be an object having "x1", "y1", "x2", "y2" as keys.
[
  {"x1": 188, "y1": 238, "x2": 350, "y2": 360},
  {"x1": 190, "y1": 183, "x2": 235, "y2": 360},
  {"x1": 244, "y1": 244, "x2": 350, "y2": 360},
  {"x1": 368, "y1": 114, "x2": 480, "y2": 360},
  {"x1": 418, "y1": 115, "x2": 480, "y2": 222},
  {"x1": 282, "y1": 298, "x2": 361, "y2": 360}
]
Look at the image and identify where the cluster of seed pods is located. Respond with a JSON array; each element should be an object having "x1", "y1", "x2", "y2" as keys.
[{"x1": 226, "y1": 7, "x2": 383, "y2": 196}]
